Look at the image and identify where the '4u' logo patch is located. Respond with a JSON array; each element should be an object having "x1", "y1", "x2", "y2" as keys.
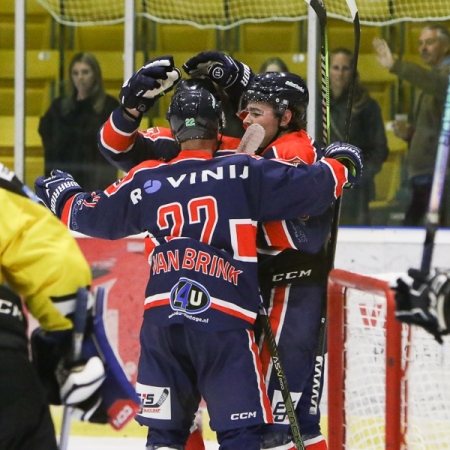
[{"x1": 170, "y1": 277, "x2": 210, "y2": 314}]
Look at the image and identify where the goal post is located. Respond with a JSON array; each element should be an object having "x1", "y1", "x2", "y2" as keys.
[{"x1": 327, "y1": 268, "x2": 450, "y2": 450}]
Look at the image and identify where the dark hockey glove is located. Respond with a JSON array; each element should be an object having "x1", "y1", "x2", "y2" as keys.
[
  {"x1": 394, "y1": 268, "x2": 450, "y2": 344},
  {"x1": 183, "y1": 51, "x2": 254, "y2": 101},
  {"x1": 324, "y1": 142, "x2": 363, "y2": 188},
  {"x1": 34, "y1": 170, "x2": 83, "y2": 217},
  {"x1": 120, "y1": 55, "x2": 182, "y2": 113}
]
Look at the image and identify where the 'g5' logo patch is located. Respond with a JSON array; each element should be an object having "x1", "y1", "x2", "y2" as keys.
[{"x1": 170, "y1": 278, "x2": 210, "y2": 314}]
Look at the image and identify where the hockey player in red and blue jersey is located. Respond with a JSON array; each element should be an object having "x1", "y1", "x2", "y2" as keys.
[
  {"x1": 97, "y1": 52, "x2": 356, "y2": 449},
  {"x1": 182, "y1": 53, "x2": 340, "y2": 450},
  {"x1": 35, "y1": 87, "x2": 362, "y2": 450}
]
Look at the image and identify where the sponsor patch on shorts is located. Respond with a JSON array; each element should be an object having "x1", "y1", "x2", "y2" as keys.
[
  {"x1": 136, "y1": 383, "x2": 171, "y2": 420},
  {"x1": 271, "y1": 389, "x2": 302, "y2": 424}
]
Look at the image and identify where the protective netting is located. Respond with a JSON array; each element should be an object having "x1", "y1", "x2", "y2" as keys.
[
  {"x1": 36, "y1": 0, "x2": 450, "y2": 28},
  {"x1": 329, "y1": 272, "x2": 450, "y2": 449}
]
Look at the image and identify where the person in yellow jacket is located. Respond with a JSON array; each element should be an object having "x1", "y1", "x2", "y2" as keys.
[{"x1": 0, "y1": 162, "x2": 92, "y2": 450}]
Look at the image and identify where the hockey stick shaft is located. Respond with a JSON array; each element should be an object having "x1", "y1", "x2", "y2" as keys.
[
  {"x1": 305, "y1": 0, "x2": 330, "y2": 146},
  {"x1": 59, "y1": 288, "x2": 90, "y2": 450},
  {"x1": 420, "y1": 73, "x2": 450, "y2": 274},
  {"x1": 304, "y1": 0, "x2": 329, "y2": 417},
  {"x1": 307, "y1": 0, "x2": 360, "y2": 416},
  {"x1": 325, "y1": 0, "x2": 360, "y2": 271},
  {"x1": 259, "y1": 307, "x2": 305, "y2": 450}
]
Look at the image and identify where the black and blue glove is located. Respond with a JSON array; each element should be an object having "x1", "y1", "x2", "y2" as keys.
[
  {"x1": 120, "y1": 56, "x2": 182, "y2": 113},
  {"x1": 34, "y1": 170, "x2": 83, "y2": 217},
  {"x1": 324, "y1": 141, "x2": 363, "y2": 188},
  {"x1": 394, "y1": 268, "x2": 450, "y2": 344},
  {"x1": 183, "y1": 51, "x2": 254, "y2": 101}
]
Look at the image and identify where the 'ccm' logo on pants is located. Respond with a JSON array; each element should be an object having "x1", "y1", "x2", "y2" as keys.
[{"x1": 230, "y1": 411, "x2": 257, "y2": 420}]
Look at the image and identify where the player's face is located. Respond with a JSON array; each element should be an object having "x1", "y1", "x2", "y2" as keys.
[
  {"x1": 71, "y1": 62, "x2": 96, "y2": 98},
  {"x1": 330, "y1": 53, "x2": 352, "y2": 93},
  {"x1": 241, "y1": 101, "x2": 289, "y2": 148},
  {"x1": 419, "y1": 29, "x2": 450, "y2": 67}
]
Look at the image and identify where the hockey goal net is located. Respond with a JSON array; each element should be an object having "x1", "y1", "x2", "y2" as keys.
[
  {"x1": 37, "y1": 0, "x2": 450, "y2": 27},
  {"x1": 327, "y1": 269, "x2": 450, "y2": 450}
]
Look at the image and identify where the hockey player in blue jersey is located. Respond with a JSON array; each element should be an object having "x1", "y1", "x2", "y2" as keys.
[
  {"x1": 97, "y1": 52, "x2": 356, "y2": 449},
  {"x1": 35, "y1": 86, "x2": 362, "y2": 449}
]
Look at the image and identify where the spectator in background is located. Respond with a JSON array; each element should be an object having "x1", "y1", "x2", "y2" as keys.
[
  {"x1": 39, "y1": 52, "x2": 119, "y2": 191},
  {"x1": 259, "y1": 56, "x2": 290, "y2": 73},
  {"x1": 330, "y1": 47, "x2": 389, "y2": 225},
  {"x1": 373, "y1": 25, "x2": 450, "y2": 226}
]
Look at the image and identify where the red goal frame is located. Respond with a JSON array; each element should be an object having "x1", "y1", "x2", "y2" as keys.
[{"x1": 327, "y1": 269, "x2": 403, "y2": 449}]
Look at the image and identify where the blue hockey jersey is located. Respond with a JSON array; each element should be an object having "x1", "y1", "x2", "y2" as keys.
[{"x1": 60, "y1": 150, "x2": 348, "y2": 331}]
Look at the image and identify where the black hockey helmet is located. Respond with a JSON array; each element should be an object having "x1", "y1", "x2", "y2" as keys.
[
  {"x1": 167, "y1": 88, "x2": 222, "y2": 143},
  {"x1": 239, "y1": 72, "x2": 309, "y2": 117},
  {"x1": 175, "y1": 76, "x2": 220, "y2": 100}
]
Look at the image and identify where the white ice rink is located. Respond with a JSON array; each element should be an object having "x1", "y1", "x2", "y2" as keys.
[{"x1": 64, "y1": 436, "x2": 219, "y2": 449}]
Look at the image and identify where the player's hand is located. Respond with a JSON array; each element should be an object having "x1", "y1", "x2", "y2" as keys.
[
  {"x1": 183, "y1": 51, "x2": 254, "y2": 100},
  {"x1": 120, "y1": 56, "x2": 182, "y2": 113},
  {"x1": 34, "y1": 170, "x2": 83, "y2": 217},
  {"x1": 394, "y1": 268, "x2": 450, "y2": 344},
  {"x1": 373, "y1": 38, "x2": 395, "y2": 70},
  {"x1": 58, "y1": 356, "x2": 106, "y2": 406},
  {"x1": 324, "y1": 142, "x2": 363, "y2": 188}
]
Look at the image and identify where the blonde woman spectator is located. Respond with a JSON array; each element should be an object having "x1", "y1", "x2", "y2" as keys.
[{"x1": 39, "y1": 52, "x2": 119, "y2": 191}]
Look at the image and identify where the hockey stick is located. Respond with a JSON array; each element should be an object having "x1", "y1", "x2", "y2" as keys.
[
  {"x1": 303, "y1": 0, "x2": 330, "y2": 417},
  {"x1": 236, "y1": 123, "x2": 265, "y2": 154},
  {"x1": 304, "y1": 0, "x2": 330, "y2": 147},
  {"x1": 305, "y1": 0, "x2": 360, "y2": 416},
  {"x1": 259, "y1": 306, "x2": 305, "y2": 450},
  {"x1": 326, "y1": 0, "x2": 360, "y2": 268},
  {"x1": 59, "y1": 288, "x2": 90, "y2": 450},
  {"x1": 419, "y1": 73, "x2": 450, "y2": 277}
]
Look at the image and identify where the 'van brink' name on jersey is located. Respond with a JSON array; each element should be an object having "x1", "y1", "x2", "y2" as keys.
[
  {"x1": 151, "y1": 248, "x2": 243, "y2": 286},
  {"x1": 166, "y1": 164, "x2": 249, "y2": 188}
]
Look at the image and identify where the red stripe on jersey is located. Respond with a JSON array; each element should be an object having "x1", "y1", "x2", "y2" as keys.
[
  {"x1": 61, "y1": 194, "x2": 77, "y2": 226},
  {"x1": 262, "y1": 221, "x2": 293, "y2": 249},
  {"x1": 144, "y1": 297, "x2": 170, "y2": 310},
  {"x1": 323, "y1": 158, "x2": 348, "y2": 198},
  {"x1": 235, "y1": 222, "x2": 257, "y2": 258},
  {"x1": 101, "y1": 116, "x2": 138, "y2": 153},
  {"x1": 144, "y1": 236, "x2": 158, "y2": 260},
  {"x1": 305, "y1": 437, "x2": 328, "y2": 449},
  {"x1": 248, "y1": 329, "x2": 274, "y2": 423},
  {"x1": 210, "y1": 302, "x2": 255, "y2": 324}
]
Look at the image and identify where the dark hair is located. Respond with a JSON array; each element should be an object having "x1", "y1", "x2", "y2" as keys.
[
  {"x1": 241, "y1": 72, "x2": 309, "y2": 131},
  {"x1": 61, "y1": 52, "x2": 107, "y2": 116},
  {"x1": 329, "y1": 47, "x2": 369, "y2": 111},
  {"x1": 259, "y1": 57, "x2": 290, "y2": 73}
]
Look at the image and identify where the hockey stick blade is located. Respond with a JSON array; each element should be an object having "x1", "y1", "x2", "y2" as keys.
[{"x1": 236, "y1": 123, "x2": 265, "y2": 154}]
